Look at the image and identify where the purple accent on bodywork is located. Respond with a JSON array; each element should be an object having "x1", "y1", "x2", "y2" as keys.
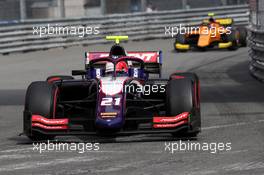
[
  {"x1": 95, "y1": 80, "x2": 128, "y2": 130},
  {"x1": 95, "y1": 93, "x2": 125, "y2": 129}
]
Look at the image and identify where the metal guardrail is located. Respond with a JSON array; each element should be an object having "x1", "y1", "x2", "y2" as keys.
[
  {"x1": 0, "y1": 5, "x2": 249, "y2": 54},
  {"x1": 248, "y1": 26, "x2": 264, "y2": 81}
]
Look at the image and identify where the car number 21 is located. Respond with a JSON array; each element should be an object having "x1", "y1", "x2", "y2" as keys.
[{"x1": 101, "y1": 97, "x2": 121, "y2": 106}]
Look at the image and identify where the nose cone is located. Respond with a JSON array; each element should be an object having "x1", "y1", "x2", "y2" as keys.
[{"x1": 198, "y1": 34, "x2": 210, "y2": 47}]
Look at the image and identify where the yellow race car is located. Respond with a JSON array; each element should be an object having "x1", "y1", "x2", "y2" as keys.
[{"x1": 174, "y1": 13, "x2": 247, "y2": 52}]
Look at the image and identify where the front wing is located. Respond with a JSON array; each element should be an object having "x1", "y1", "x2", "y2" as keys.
[{"x1": 24, "y1": 111, "x2": 193, "y2": 136}]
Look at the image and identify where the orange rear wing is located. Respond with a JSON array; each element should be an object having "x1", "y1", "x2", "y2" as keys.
[{"x1": 202, "y1": 18, "x2": 233, "y2": 25}]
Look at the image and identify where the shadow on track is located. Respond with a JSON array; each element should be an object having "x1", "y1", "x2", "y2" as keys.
[
  {"x1": 200, "y1": 60, "x2": 264, "y2": 103},
  {"x1": 0, "y1": 89, "x2": 25, "y2": 105}
]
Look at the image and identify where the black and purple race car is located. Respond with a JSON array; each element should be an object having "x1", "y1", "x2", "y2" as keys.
[{"x1": 23, "y1": 36, "x2": 201, "y2": 140}]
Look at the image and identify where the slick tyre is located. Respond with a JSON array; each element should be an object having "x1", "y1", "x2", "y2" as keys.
[
  {"x1": 227, "y1": 29, "x2": 239, "y2": 50},
  {"x1": 174, "y1": 33, "x2": 187, "y2": 52},
  {"x1": 237, "y1": 27, "x2": 247, "y2": 47},
  {"x1": 166, "y1": 79, "x2": 193, "y2": 116},
  {"x1": 169, "y1": 72, "x2": 200, "y2": 115},
  {"x1": 166, "y1": 78, "x2": 199, "y2": 138},
  {"x1": 24, "y1": 81, "x2": 58, "y2": 141}
]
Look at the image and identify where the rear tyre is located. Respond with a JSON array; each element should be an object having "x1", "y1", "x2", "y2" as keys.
[
  {"x1": 227, "y1": 29, "x2": 239, "y2": 50},
  {"x1": 237, "y1": 27, "x2": 247, "y2": 47},
  {"x1": 174, "y1": 33, "x2": 187, "y2": 52},
  {"x1": 24, "y1": 81, "x2": 58, "y2": 141}
]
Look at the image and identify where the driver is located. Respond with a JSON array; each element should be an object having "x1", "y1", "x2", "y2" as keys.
[
  {"x1": 105, "y1": 61, "x2": 128, "y2": 75},
  {"x1": 116, "y1": 61, "x2": 128, "y2": 73},
  {"x1": 209, "y1": 16, "x2": 215, "y2": 23},
  {"x1": 208, "y1": 13, "x2": 216, "y2": 23},
  {"x1": 106, "y1": 43, "x2": 130, "y2": 75}
]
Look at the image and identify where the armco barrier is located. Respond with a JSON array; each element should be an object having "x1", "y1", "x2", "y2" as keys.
[
  {"x1": 0, "y1": 5, "x2": 249, "y2": 54},
  {"x1": 248, "y1": 27, "x2": 264, "y2": 81}
]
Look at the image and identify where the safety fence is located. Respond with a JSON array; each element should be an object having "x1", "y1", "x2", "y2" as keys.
[
  {"x1": 248, "y1": 27, "x2": 264, "y2": 81},
  {"x1": 0, "y1": 5, "x2": 249, "y2": 54}
]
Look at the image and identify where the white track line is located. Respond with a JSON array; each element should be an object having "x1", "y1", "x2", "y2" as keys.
[
  {"x1": 0, "y1": 147, "x2": 32, "y2": 153},
  {"x1": 202, "y1": 120, "x2": 264, "y2": 130},
  {"x1": 223, "y1": 161, "x2": 264, "y2": 171},
  {"x1": 0, "y1": 154, "x2": 31, "y2": 160},
  {"x1": 0, "y1": 156, "x2": 99, "y2": 172}
]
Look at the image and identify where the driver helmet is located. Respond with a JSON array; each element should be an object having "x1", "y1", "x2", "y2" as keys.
[
  {"x1": 116, "y1": 61, "x2": 128, "y2": 72},
  {"x1": 208, "y1": 13, "x2": 215, "y2": 23},
  {"x1": 209, "y1": 17, "x2": 215, "y2": 23},
  {"x1": 105, "y1": 61, "x2": 128, "y2": 73}
]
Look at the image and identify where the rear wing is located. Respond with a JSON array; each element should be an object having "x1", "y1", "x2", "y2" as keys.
[
  {"x1": 202, "y1": 18, "x2": 233, "y2": 26},
  {"x1": 85, "y1": 51, "x2": 162, "y2": 76}
]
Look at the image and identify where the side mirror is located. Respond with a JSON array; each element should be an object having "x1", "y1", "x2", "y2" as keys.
[{"x1": 72, "y1": 70, "x2": 86, "y2": 76}]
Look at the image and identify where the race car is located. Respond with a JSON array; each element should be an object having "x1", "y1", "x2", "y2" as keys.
[
  {"x1": 174, "y1": 13, "x2": 247, "y2": 51},
  {"x1": 23, "y1": 36, "x2": 201, "y2": 141}
]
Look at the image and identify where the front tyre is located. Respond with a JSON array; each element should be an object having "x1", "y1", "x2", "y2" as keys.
[
  {"x1": 166, "y1": 75, "x2": 200, "y2": 138},
  {"x1": 24, "y1": 81, "x2": 58, "y2": 141},
  {"x1": 166, "y1": 79, "x2": 193, "y2": 116}
]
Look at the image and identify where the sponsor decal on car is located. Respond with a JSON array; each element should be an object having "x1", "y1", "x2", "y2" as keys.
[{"x1": 86, "y1": 51, "x2": 159, "y2": 63}]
